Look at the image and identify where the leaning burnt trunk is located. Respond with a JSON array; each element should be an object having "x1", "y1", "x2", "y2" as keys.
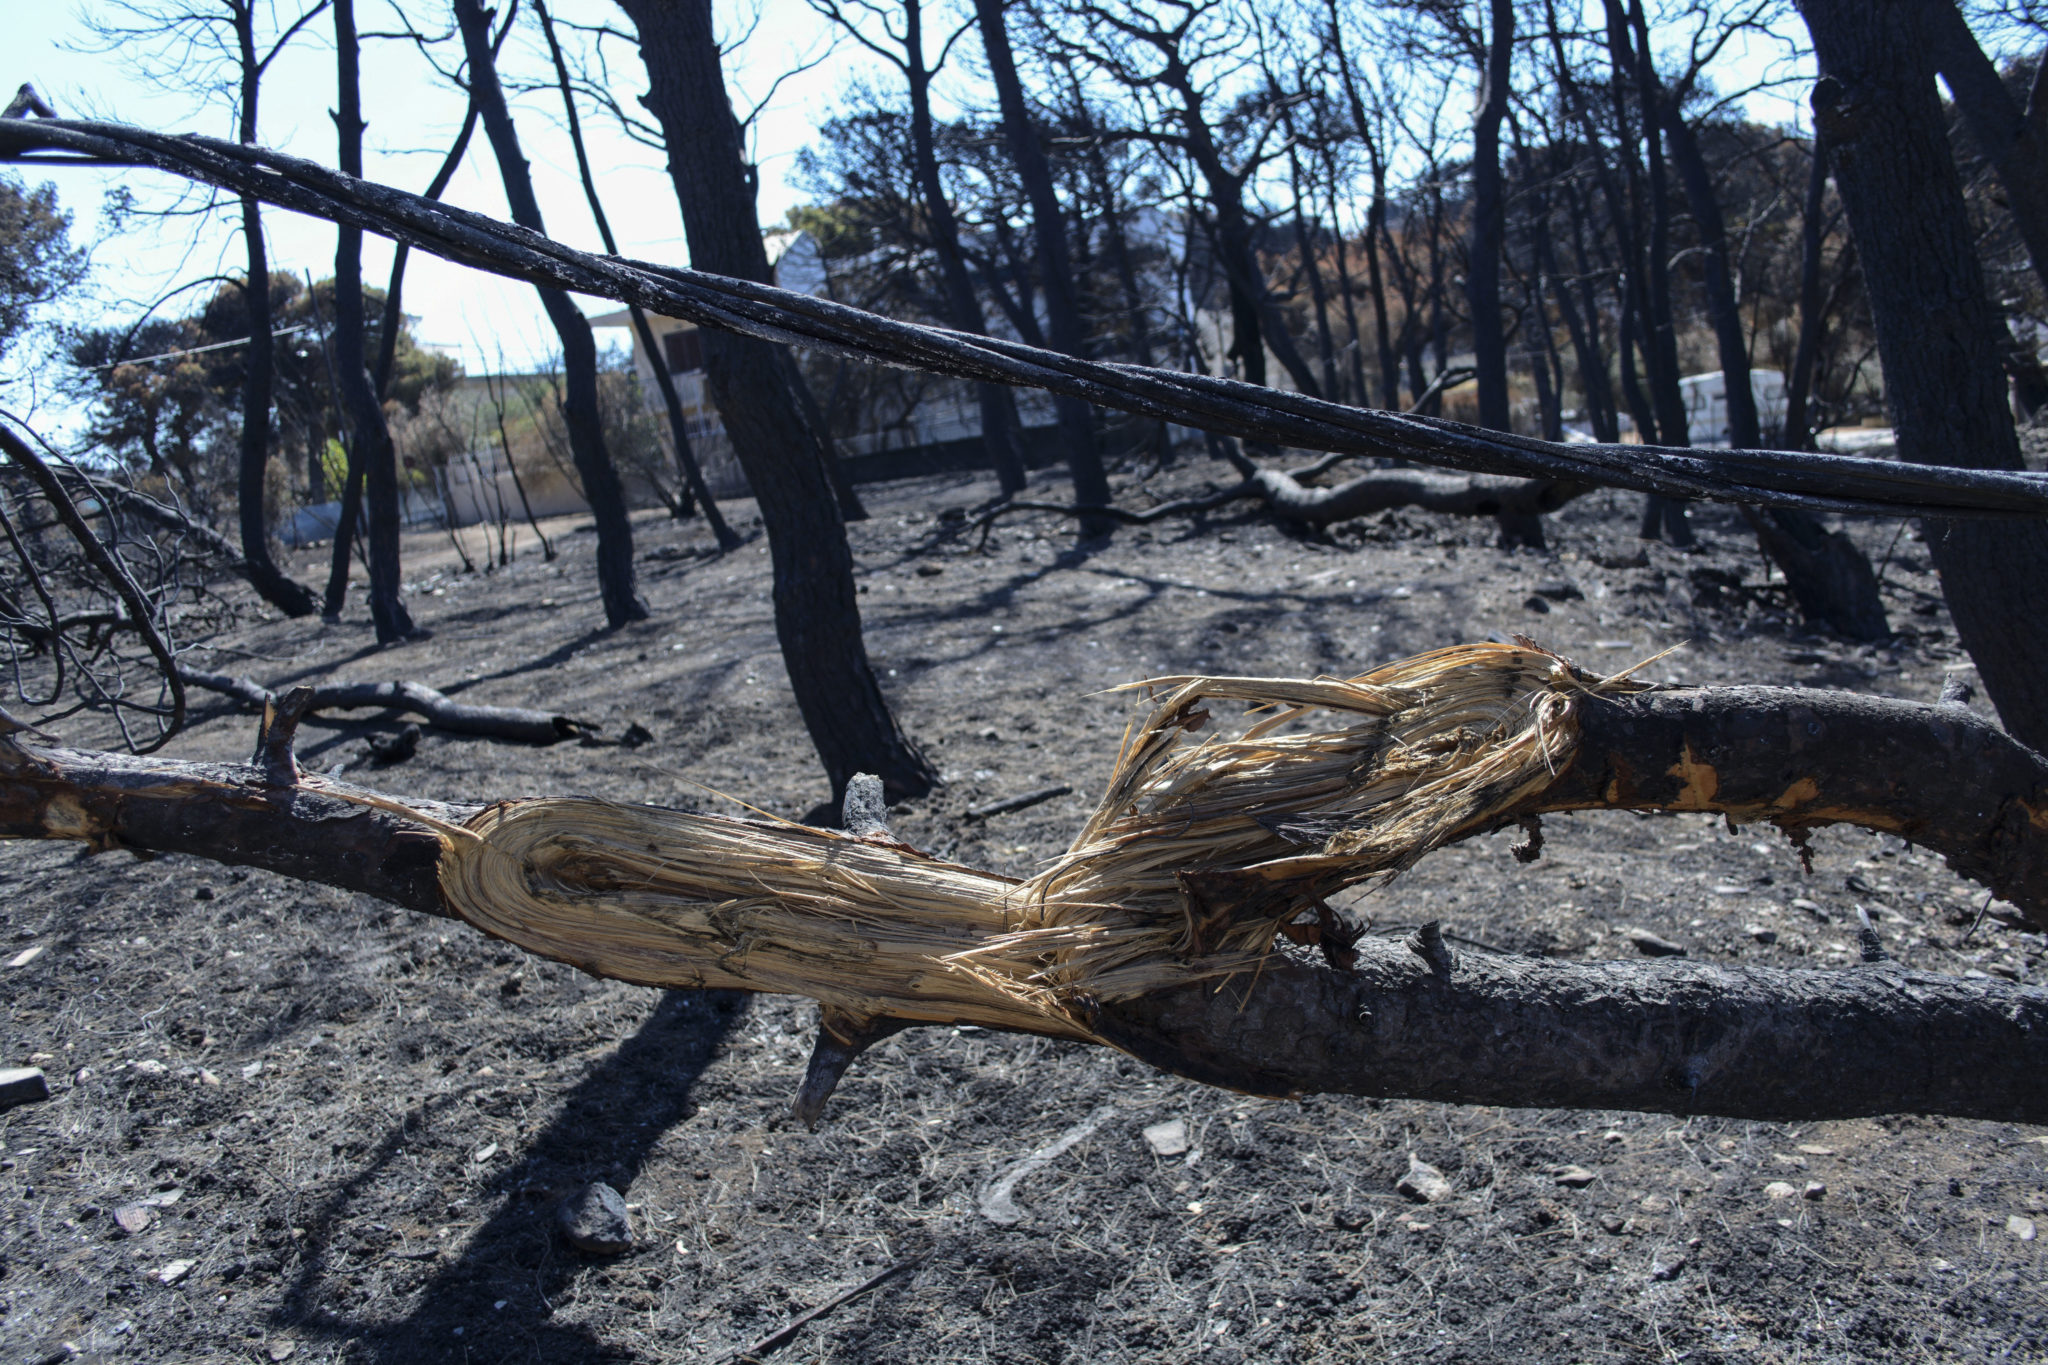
[
  {"x1": 1467, "y1": 0, "x2": 1545, "y2": 550},
  {"x1": 330, "y1": 0, "x2": 413, "y2": 644},
  {"x1": 903, "y1": 0, "x2": 1026, "y2": 495},
  {"x1": 1799, "y1": 0, "x2": 2048, "y2": 752},
  {"x1": 534, "y1": 0, "x2": 739, "y2": 550},
  {"x1": 615, "y1": 0, "x2": 934, "y2": 803},
  {"x1": 1649, "y1": 32, "x2": 1887, "y2": 642},
  {"x1": 228, "y1": 4, "x2": 316, "y2": 619},
  {"x1": 972, "y1": 0, "x2": 1113, "y2": 530},
  {"x1": 454, "y1": 0, "x2": 647, "y2": 628}
]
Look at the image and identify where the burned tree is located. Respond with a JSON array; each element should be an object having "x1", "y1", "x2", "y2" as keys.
[
  {"x1": 452, "y1": 0, "x2": 648, "y2": 628},
  {"x1": 614, "y1": 0, "x2": 935, "y2": 803}
]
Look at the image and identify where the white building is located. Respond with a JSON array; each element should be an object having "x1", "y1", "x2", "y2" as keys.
[{"x1": 1678, "y1": 369, "x2": 1788, "y2": 448}]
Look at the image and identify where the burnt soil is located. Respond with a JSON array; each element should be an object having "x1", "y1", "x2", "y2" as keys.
[{"x1": 3, "y1": 456, "x2": 2046, "y2": 1363}]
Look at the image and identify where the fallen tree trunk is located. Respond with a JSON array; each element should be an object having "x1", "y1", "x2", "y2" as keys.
[
  {"x1": 5, "y1": 118, "x2": 2048, "y2": 522},
  {"x1": 976, "y1": 459, "x2": 1585, "y2": 537},
  {"x1": 178, "y1": 667, "x2": 598, "y2": 743},
  {"x1": 4, "y1": 643, "x2": 2045, "y2": 1123}
]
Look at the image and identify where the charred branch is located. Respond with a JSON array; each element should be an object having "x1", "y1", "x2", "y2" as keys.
[
  {"x1": 179, "y1": 666, "x2": 598, "y2": 743},
  {"x1": 3, "y1": 645, "x2": 2046, "y2": 1123},
  {"x1": 5, "y1": 119, "x2": 2048, "y2": 522}
]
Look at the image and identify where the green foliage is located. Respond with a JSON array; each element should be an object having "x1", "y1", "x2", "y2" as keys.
[
  {"x1": 0, "y1": 175, "x2": 86, "y2": 363},
  {"x1": 784, "y1": 202, "x2": 877, "y2": 260},
  {"x1": 64, "y1": 272, "x2": 462, "y2": 515}
]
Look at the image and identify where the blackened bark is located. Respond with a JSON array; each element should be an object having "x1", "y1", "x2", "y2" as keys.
[
  {"x1": 229, "y1": 5, "x2": 316, "y2": 618},
  {"x1": 453, "y1": 0, "x2": 647, "y2": 628},
  {"x1": 1782, "y1": 143, "x2": 1830, "y2": 451},
  {"x1": 1799, "y1": 0, "x2": 2048, "y2": 750},
  {"x1": 1606, "y1": 1, "x2": 1693, "y2": 545},
  {"x1": 534, "y1": 0, "x2": 740, "y2": 548},
  {"x1": 616, "y1": 0, "x2": 934, "y2": 801},
  {"x1": 900, "y1": 0, "x2": 1026, "y2": 494},
  {"x1": 1648, "y1": 27, "x2": 1886, "y2": 638},
  {"x1": 327, "y1": 93, "x2": 483, "y2": 620},
  {"x1": 1469, "y1": 0, "x2": 1543, "y2": 548},
  {"x1": 1926, "y1": 0, "x2": 2048, "y2": 295},
  {"x1": 331, "y1": 0, "x2": 413, "y2": 643},
  {"x1": 972, "y1": 0, "x2": 1113, "y2": 527}
]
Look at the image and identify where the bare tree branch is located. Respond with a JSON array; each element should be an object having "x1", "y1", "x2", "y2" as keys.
[{"x1": 3, "y1": 119, "x2": 2045, "y2": 522}]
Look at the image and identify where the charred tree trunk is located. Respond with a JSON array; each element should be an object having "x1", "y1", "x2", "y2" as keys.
[
  {"x1": 534, "y1": 0, "x2": 740, "y2": 549},
  {"x1": 901, "y1": 0, "x2": 1027, "y2": 495},
  {"x1": 1782, "y1": 142, "x2": 1831, "y2": 452},
  {"x1": 327, "y1": 86, "x2": 484, "y2": 620},
  {"x1": 972, "y1": 0, "x2": 1113, "y2": 529},
  {"x1": 1607, "y1": 1, "x2": 1694, "y2": 546},
  {"x1": 1798, "y1": 0, "x2": 2048, "y2": 751},
  {"x1": 1644, "y1": 17, "x2": 1887, "y2": 640},
  {"x1": 1468, "y1": 0, "x2": 1544, "y2": 549},
  {"x1": 615, "y1": 0, "x2": 934, "y2": 802},
  {"x1": 454, "y1": 0, "x2": 647, "y2": 628},
  {"x1": 331, "y1": 0, "x2": 414, "y2": 644},
  {"x1": 229, "y1": 4, "x2": 317, "y2": 619}
]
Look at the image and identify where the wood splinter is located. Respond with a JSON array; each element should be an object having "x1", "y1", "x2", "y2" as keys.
[{"x1": 252, "y1": 686, "x2": 316, "y2": 787}]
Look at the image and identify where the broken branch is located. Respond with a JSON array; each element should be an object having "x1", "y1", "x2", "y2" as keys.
[
  {"x1": 179, "y1": 666, "x2": 598, "y2": 743},
  {"x1": 4, "y1": 644, "x2": 2045, "y2": 1122},
  {"x1": 5, "y1": 118, "x2": 2048, "y2": 521}
]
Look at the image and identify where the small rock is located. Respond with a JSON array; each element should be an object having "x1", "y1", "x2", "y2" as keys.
[
  {"x1": 1522, "y1": 595, "x2": 1552, "y2": 614},
  {"x1": 1553, "y1": 1165, "x2": 1598, "y2": 1189},
  {"x1": 1600, "y1": 1213, "x2": 1628, "y2": 1234},
  {"x1": 1791, "y1": 898, "x2": 1829, "y2": 922},
  {"x1": 1333, "y1": 1208, "x2": 1369, "y2": 1232},
  {"x1": 368, "y1": 723, "x2": 422, "y2": 766},
  {"x1": 1650, "y1": 1254, "x2": 1687, "y2": 1281},
  {"x1": 1712, "y1": 884, "x2": 1747, "y2": 896},
  {"x1": 114, "y1": 1205, "x2": 154, "y2": 1235},
  {"x1": 471, "y1": 1142, "x2": 499, "y2": 1164},
  {"x1": 1602, "y1": 1130, "x2": 1625, "y2": 1144},
  {"x1": 193, "y1": 886, "x2": 214, "y2": 901},
  {"x1": 1796, "y1": 1143, "x2": 1836, "y2": 1156},
  {"x1": 267, "y1": 1342, "x2": 298, "y2": 1362},
  {"x1": 2009, "y1": 1214, "x2": 2038, "y2": 1242},
  {"x1": 0, "y1": 1066, "x2": 49, "y2": 1113},
  {"x1": 1639, "y1": 1195, "x2": 1672, "y2": 1214},
  {"x1": 1142, "y1": 1119, "x2": 1189, "y2": 1157},
  {"x1": 556, "y1": 1181, "x2": 633, "y2": 1254},
  {"x1": 1746, "y1": 925, "x2": 1778, "y2": 945},
  {"x1": 1624, "y1": 928, "x2": 1687, "y2": 957},
  {"x1": 1764, "y1": 1181, "x2": 1799, "y2": 1200},
  {"x1": 241, "y1": 1061, "x2": 263, "y2": 1080},
  {"x1": 130, "y1": 1059, "x2": 168, "y2": 1078},
  {"x1": 914, "y1": 563, "x2": 944, "y2": 577},
  {"x1": 157, "y1": 1259, "x2": 195, "y2": 1285},
  {"x1": 5, "y1": 945, "x2": 44, "y2": 968},
  {"x1": 1803, "y1": 1182, "x2": 1827, "y2": 1201},
  {"x1": 1396, "y1": 1155, "x2": 1453, "y2": 1204}
]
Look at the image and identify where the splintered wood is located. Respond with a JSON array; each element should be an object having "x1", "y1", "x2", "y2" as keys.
[{"x1": 434, "y1": 643, "x2": 1630, "y2": 1039}]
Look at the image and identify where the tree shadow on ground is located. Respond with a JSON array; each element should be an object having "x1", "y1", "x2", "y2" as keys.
[{"x1": 280, "y1": 988, "x2": 747, "y2": 1363}]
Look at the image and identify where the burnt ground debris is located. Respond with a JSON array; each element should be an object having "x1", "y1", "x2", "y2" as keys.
[{"x1": 2, "y1": 451, "x2": 2046, "y2": 1363}]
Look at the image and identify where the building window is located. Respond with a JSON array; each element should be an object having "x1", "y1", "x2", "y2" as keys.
[{"x1": 662, "y1": 328, "x2": 704, "y2": 374}]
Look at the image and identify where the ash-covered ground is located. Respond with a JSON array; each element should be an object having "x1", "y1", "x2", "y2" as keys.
[{"x1": 2, "y1": 456, "x2": 2044, "y2": 1363}]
